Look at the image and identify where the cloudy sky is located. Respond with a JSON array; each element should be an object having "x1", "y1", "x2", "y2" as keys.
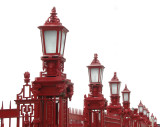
[{"x1": 0, "y1": 0, "x2": 160, "y2": 123}]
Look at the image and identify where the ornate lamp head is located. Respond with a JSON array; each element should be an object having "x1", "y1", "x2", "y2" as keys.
[
  {"x1": 109, "y1": 72, "x2": 121, "y2": 96},
  {"x1": 122, "y1": 85, "x2": 131, "y2": 102},
  {"x1": 138, "y1": 101, "x2": 143, "y2": 114},
  {"x1": 38, "y1": 7, "x2": 68, "y2": 56},
  {"x1": 87, "y1": 54, "x2": 104, "y2": 84}
]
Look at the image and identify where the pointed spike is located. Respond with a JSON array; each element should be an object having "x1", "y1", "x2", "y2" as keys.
[
  {"x1": 51, "y1": 7, "x2": 56, "y2": 13},
  {"x1": 110, "y1": 72, "x2": 119, "y2": 82},
  {"x1": 140, "y1": 100, "x2": 142, "y2": 104},
  {"x1": 1, "y1": 101, "x2": 3, "y2": 109},
  {"x1": 151, "y1": 113, "x2": 154, "y2": 117},
  {"x1": 9, "y1": 101, "x2": 11, "y2": 109}
]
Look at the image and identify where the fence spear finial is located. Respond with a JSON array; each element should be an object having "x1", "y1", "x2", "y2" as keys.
[
  {"x1": 1, "y1": 101, "x2": 3, "y2": 109},
  {"x1": 10, "y1": 101, "x2": 11, "y2": 109}
]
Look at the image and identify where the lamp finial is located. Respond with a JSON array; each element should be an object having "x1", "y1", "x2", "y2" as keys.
[{"x1": 45, "y1": 7, "x2": 62, "y2": 25}]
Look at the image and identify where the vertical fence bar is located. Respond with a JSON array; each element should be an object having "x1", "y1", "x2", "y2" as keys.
[
  {"x1": 53, "y1": 97, "x2": 56, "y2": 127},
  {"x1": 9, "y1": 101, "x2": 11, "y2": 127},
  {"x1": 43, "y1": 97, "x2": 46, "y2": 127},
  {"x1": 66, "y1": 99, "x2": 68, "y2": 127},
  {"x1": 17, "y1": 104, "x2": 20, "y2": 127},
  {"x1": 1, "y1": 118, "x2": 4, "y2": 127},
  {"x1": 59, "y1": 97, "x2": 62, "y2": 127}
]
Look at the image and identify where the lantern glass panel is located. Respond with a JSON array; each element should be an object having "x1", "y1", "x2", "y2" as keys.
[
  {"x1": 139, "y1": 106, "x2": 143, "y2": 113},
  {"x1": 98, "y1": 112, "x2": 101, "y2": 120},
  {"x1": 58, "y1": 31, "x2": 62, "y2": 53},
  {"x1": 40, "y1": 31, "x2": 44, "y2": 53},
  {"x1": 112, "y1": 83, "x2": 117, "y2": 94},
  {"x1": 155, "y1": 119, "x2": 157, "y2": 122},
  {"x1": 100, "y1": 68, "x2": 103, "y2": 83},
  {"x1": 60, "y1": 32, "x2": 66, "y2": 55},
  {"x1": 91, "y1": 68, "x2": 99, "y2": 82},
  {"x1": 124, "y1": 93, "x2": 129, "y2": 101},
  {"x1": 44, "y1": 30, "x2": 57, "y2": 53},
  {"x1": 118, "y1": 83, "x2": 120, "y2": 94}
]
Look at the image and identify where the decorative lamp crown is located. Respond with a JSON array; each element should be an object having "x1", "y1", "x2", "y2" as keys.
[
  {"x1": 111, "y1": 72, "x2": 119, "y2": 82},
  {"x1": 44, "y1": 7, "x2": 62, "y2": 25},
  {"x1": 87, "y1": 54, "x2": 104, "y2": 84},
  {"x1": 122, "y1": 84, "x2": 131, "y2": 102},
  {"x1": 138, "y1": 100, "x2": 143, "y2": 113},
  {"x1": 38, "y1": 7, "x2": 68, "y2": 56},
  {"x1": 109, "y1": 72, "x2": 121, "y2": 96}
]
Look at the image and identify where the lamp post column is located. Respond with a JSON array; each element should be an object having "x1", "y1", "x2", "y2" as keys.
[
  {"x1": 122, "y1": 85, "x2": 131, "y2": 127},
  {"x1": 83, "y1": 54, "x2": 107, "y2": 127},
  {"x1": 138, "y1": 101, "x2": 144, "y2": 127},
  {"x1": 32, "y1": 7, "x2": 74, "y2": 127},
  {"x1": 107, "y1": 72, "x2": 122, "y2": 115}
]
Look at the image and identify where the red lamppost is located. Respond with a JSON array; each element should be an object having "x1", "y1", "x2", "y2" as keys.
[
  {"x1": 38, "y1": 8, "x2": 67, "y2": 57},
  {"x1": 138, "y1": 101, "x2": 143, "y2": 116},
  {"x1": 122, "y1": 85, "x2": 131, "y2": 109},
  {"x1": 83, "y1": 54, "x2": 107, "y2": 127},
  {"x1": 151, "y1": 113, "x2": 154, "y2": 127},
  {"x1": 132, "y1": 109, "x2": 140, "y2": 127},
  {"x1": 154, "y1": 117, "x2": 158, "y2": 127},
  {"x1": 143, "y1": 106, "x2": 147, "y2": 117},
  {"x1": 146, "y1": 109, "x2": 152, "y2": 127},
  {"x1": 143, "y1": 106, "x2": 149, "y2": 125},
  {"x1": 121, "y1": 85, "x2": 132, "y2": 127},
  {"x1": 87, "y1": 54, "x2": 104, "y2": 97},
  {"x1": 138, "y1": 101, "x2": 145, "y2": 126},
  {"x1": 31, "y1": 7, "x2": 73, "y2": 127},
  {"x1": 147, "y1": 109, "x2": 150, "y2": 118},
  {"x1": 107, "y1": 72, "x2": 122, "y2": 115}
]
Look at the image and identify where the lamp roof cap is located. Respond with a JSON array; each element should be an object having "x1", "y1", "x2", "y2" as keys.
[
  {"x1": 44, "y1": 7, "x2": 62, "y2": 26},
  {"x1": 151, "y1": 113, "x2": 154, "y2": 117},
  {"x1": 88, "y1": 54, "x2": 104, "y2": 68},
  {"x1": 109, "y1": 72, "x2": 120, "y2": 83},
  {"x1": 143, "y1": 105, "x2": 147, "y2": 110},
  {"x1": 122, "y1": 84, "x2": 130, "y2": 93},
  {"x1": 138, "y1": 100, "x2": 143, "y2": 107}
]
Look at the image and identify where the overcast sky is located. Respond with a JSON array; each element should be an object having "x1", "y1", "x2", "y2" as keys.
[{"x1": 0, "y1": 0, "x2": 160, "y2": 123}]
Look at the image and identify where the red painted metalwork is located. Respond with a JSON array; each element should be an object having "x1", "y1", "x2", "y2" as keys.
[
  {"x1": 121, "y1": 85, "x2": 132, "y2": 127},
  {"x1": 122, "y1": 85, "x2": 130, "y2": 109},
  {"x1": 0, "y1": 6, "x2": 158, "y2": 127},
  {"x1": 105, "y1": 113, "x2": 121, "y2": 127},
  {"x1": 138, "y1": 100, "x2": 144, "y2": 116},
  {"x1": 31, "y1": 7, "x2": 73, "y2": 127},
  {"x1": 68, "y1": 108, "x2": 83, "y2": 127},
  {"x1": 38, "y1": 7, "x2": 68, "y2": 56},
  {"x1": 107, "y1": 72, "x2": 123, "y2": 115},
  {"x1": 83, "y1": 54, "x2": 107, "y2": 127}
]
